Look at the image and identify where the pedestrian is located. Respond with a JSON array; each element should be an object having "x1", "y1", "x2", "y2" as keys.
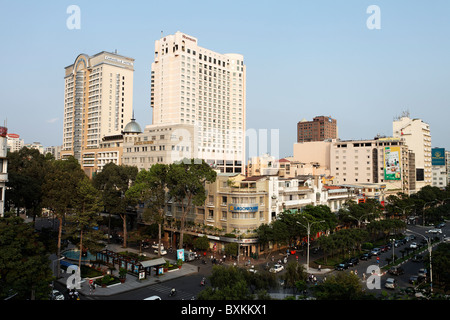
[
  {"x1": 318, "y1": 265, "x2": 321, "y2": 272},
  {"x1": 362, "y1": 273, "x2": 366, "y2": 281}
]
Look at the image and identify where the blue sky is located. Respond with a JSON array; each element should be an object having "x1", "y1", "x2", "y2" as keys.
[{"x1": 1, "y1": 0, "x2": 449, "y2": 159}]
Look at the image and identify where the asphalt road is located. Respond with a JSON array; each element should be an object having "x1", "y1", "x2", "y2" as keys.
[{"x1": 48, "y1": 219, "x2": 449, "y2": 300}]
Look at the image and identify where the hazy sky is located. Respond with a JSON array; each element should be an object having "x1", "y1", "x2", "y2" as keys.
[{"x1": 1, "y1": 0, "x2": 449, "y2": 159}]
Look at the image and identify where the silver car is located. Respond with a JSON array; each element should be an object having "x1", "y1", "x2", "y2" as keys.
[{"x1": 385, "y1": 278, "x2": 397, "y2": 289}]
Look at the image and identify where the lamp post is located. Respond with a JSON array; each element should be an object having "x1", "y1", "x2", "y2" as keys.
[
  {"x1": 394, "y1": 204, "x2": 414, "y2": 221},
  {"x1": 347, "y1": 213, "x2": 372, "y2": 228},
  {"x1": 296, "y1": 217, "x2": 324, "y2": 273},
  {"x1": 406, "y1": 229, "x2": 433, "y2": 294},
  {"x1": 390, "y1": 238, "x2": 395, "y2": 264}
]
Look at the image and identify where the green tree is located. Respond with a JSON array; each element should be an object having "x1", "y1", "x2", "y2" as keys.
[
  {"x1": 313, "y1": 272, "x2": 367, "y2": 300},
  {"x1": 224, "y1": 242, "x2": 238, "y2": 257},
  {"x1": 282, "y1": 261, "x2": 307, "y2": 292},
  {"x1": 65, "y1": 177, "x2": 104, "y2": 269},
  {"x1": 126, "y1": 163, "x2": 169, "y2": 256},
  {"x1": 338, "y1": 199, "x2": 381, "y2": 228},
  {"x1": 167, "y1": 159, "x2": 217, "y2": 249},
  {"x1": 0, "y1": 214, "x2": 53, "y2": 300},
  {"x1": 427, "y1": 243, "x2": 450, "y2": 293},
  {"x1": 42, "y1": 157, "x2": 86, "y2": 277},
  {"x1": 93, "y1": 163, "x2": 138, "y2": 248},
  {"x1": 194, "y1": 235, "x2": 210, "y2": 251},
  {"x1": 6, "y1": 147, "x2": 48, "y2": 222},
  {"x1": 196, "y1": 265, "x2": 253, "y2": 300}
]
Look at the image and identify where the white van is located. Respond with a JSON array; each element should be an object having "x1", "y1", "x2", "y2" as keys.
[{"x1": 184, "y1": 251, "x2": 196, "y2": 261}]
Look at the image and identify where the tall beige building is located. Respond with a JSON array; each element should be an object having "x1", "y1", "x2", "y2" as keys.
[
  {"x1": 330, "y1": 137, "x2": 414, "y2": 195},
  {"x1": 61, "y1": 51, "x2": 134, "y2": 168},
  {"x1": 150, "y1": 31, "x2": 246, "y2": 173},
  {"x1": 393, "y1": 115, "x2": 432, "y2": 190}
]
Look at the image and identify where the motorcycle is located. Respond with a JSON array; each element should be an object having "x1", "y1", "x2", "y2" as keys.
[
  {"x1": 169, "y1": 288, "x2": 177, "y2": 297},
  {"x1": 200, "y1": 277, "x2": 206, "y2": 286}
]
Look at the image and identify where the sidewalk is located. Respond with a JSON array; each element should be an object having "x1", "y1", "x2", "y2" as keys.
[{"x1": 57, "y1": 243, "x2": 199, "y2": 297}]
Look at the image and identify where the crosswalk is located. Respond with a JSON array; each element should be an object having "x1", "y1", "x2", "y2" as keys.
[{"x1": 147, "y1": 283, "x2": 196, "y2": 300}]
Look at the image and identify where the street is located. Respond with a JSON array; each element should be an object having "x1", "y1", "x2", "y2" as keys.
[{"x1": 48, "y1": 219, "x2": 448, "y2": 300}]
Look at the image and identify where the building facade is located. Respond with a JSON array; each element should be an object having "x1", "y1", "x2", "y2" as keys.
[
  {"x1": 61, "y1": 51, "x2": 134, "y2": 174},
  {"x1": 122, "y1": 121, "x2": 197, "y2": 171},
  {"x1": 0, "y1": 126, "x2": 8, "y2": 217},
  {"x1": 297, "y1": 116, "x2": 337, "y2": 143},
  {"x1": 431, "y1": 147, "x2": 447, "y2": 188},
  {"x1": 330, "y1": 137, "x2": 414, "y2": 195},
  {"x1": 6, "y1": 133, "x2": 24, "y2": 153},
  {"x1": 156, "y1": 172, "x2": 361, "y2": 258},
  {"x1": 150, "y1": 31, "x2": 246, "y2": 173},
  {"x1": 393, "y1": 116, "x2": 432, "y2": 190}
]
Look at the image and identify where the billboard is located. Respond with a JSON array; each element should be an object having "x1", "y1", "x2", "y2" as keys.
[
  {"x1": 432, "y1": 148, "x2": 445, "y2": 166},
  {"x1": 384, "y1": 146, "x2": 401, "y2": 180}
]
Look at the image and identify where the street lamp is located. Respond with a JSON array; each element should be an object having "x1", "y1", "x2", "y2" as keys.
[
  {"x1": 296, "y1": 216, "x2": 325, "y2": 273},
  {"x1": 394, "y1": 204, "x2": 414, "y2": 220},
  {"x1": 347, "y1": 212, "x2": 372, "y2": 228},
  {"x1": 406, "y1": 229, "x2": 433, "y2": 294},
  {"x1": 390, "y1": 238, "x2": 395, "y2": 264}
]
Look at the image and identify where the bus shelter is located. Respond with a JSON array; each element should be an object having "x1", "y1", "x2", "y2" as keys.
[{"x1": 96, "y1": 250, "x2": 167, "y2": 279}]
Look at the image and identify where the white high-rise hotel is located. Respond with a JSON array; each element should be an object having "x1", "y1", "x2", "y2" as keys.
[{"x1": 151, "y1": 31, "x2": 246, "y2": 173}]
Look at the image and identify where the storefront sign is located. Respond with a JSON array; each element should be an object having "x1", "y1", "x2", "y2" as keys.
[{"x1": 228, "y1": 204, "x2": 258, "y2": 213}]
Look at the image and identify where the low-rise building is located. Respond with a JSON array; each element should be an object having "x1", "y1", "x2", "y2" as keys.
[{"x1": 158, "y1": 172, "x2": 360, "y2": 259}]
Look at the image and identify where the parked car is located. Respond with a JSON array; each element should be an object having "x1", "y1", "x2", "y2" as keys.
[
  {"x1": 388, "y1": 266, "x2": 404, "y2": 276},
  {"x1": 385, "y1": 278, "x2": 397, "y2": 289},
  {"x1": 370, "y1": 248, "x2": 381, "y2": 256},
  {"x1": 269, "y1": 264, "x2": 284, "y2": 273},
  {"x1": 51, "y1": 290, "x2": 65, "y2": 300},
  {"x1": 346, "y1": 257, "x2": 359, "y2": 266},
  {"x1": 435, "y1": 222, "x2": 445, "y2": 228},
  {"x1": 410, "y1": 242, "x2": 417, "y2": 249},
  {"x1": 335, "y1": 263, "x2": 349, "y2": 271},
  {"x1": 360, "y1": 253, "x2": 371, "y2": 260},
  {"x1": 380, "y1": 245, "x2": 389, "y2": 252}
]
